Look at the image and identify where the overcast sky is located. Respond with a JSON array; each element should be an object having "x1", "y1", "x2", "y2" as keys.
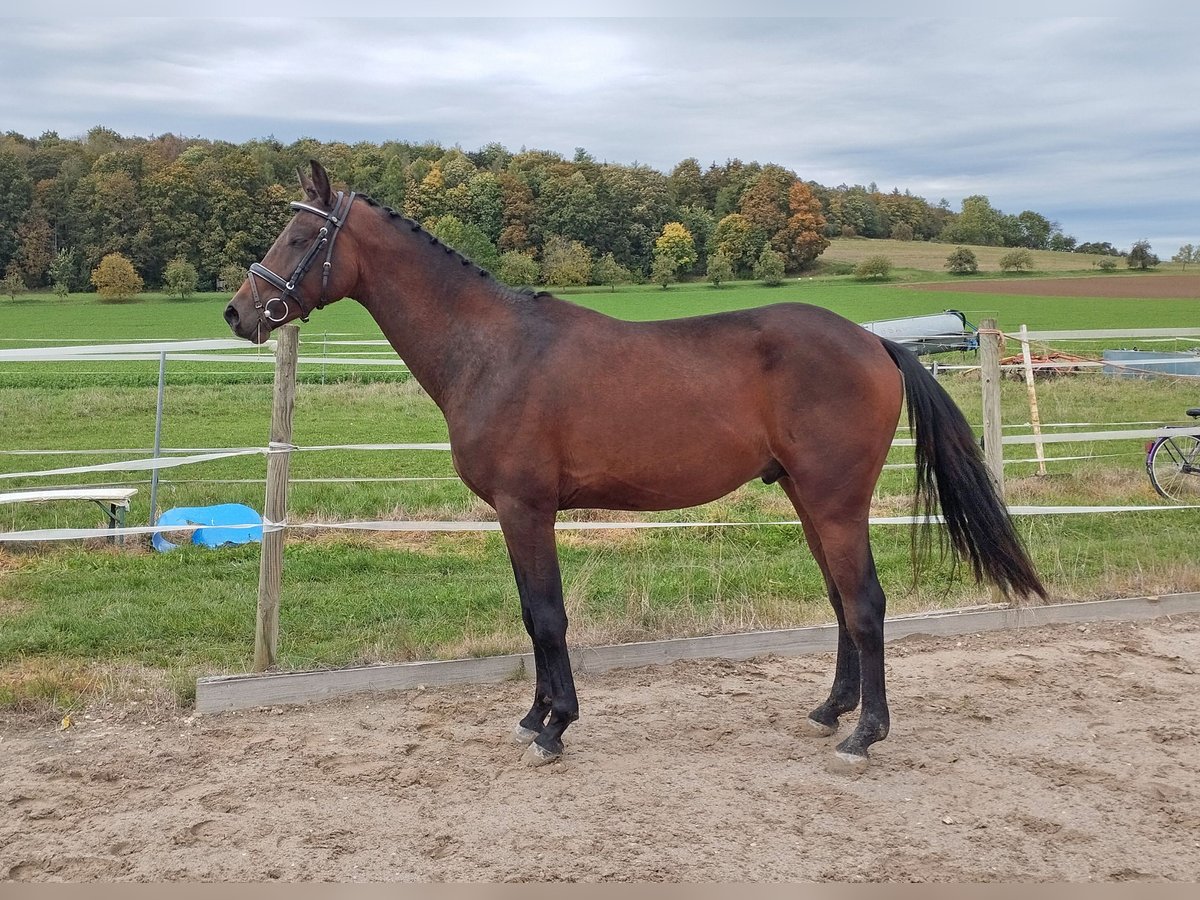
[{"x1": 4, "y1": 17, "x2": 1197, "y2": 253}]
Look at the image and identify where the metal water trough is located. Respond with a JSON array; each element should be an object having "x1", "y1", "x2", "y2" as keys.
[
  {"x1": 1102, "y1": 349, "x2": 1200, "y2": 379},
  {"x1": 859, "y1": 309, "x2": 975, "y2": 355}
]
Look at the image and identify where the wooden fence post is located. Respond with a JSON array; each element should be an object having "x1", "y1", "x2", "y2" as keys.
[
  {"x1": 254, "y1": 325, "x2": 299, "y2": 672},
  {"x1": 1019, "y1": 324, "x2": 1047, "y2": 477},
  {"x1": 978, "y1": 317, "x2": 1005, "y2": 498}
]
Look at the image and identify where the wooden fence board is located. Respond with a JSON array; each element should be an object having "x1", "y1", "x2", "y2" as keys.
[{"x1": 195, "y1": 593, "x2": 1199, "y2": 714}]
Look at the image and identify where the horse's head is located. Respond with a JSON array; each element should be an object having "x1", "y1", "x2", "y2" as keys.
[{"x1": 224, "y1": 160, "x2": 358, "y2": 344}]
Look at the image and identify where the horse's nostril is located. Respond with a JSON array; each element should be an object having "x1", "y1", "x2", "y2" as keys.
[{"x1": 224, "y1": 304, "x2": 239, "y2": 328}]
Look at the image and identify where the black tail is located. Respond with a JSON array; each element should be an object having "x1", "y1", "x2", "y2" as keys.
[{"x1": 880, "y1": 338, "x2": 1046, "y2": 600}]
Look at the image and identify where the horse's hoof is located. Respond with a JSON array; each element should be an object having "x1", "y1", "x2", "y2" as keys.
[
  {"x1": 511, "y1": 725, "x2": 540, "y2": 746},
  {"x1": 828, "y1": 750, "x2": 870, "y2": 776},
  {"x1": 522, "y1": 742, "x2": 561, "y2": 768},
  {"x1": 800, "y1": 716, "x2": 836, "y2": 737}
]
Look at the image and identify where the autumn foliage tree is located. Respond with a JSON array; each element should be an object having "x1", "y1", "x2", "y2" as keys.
[
  {"x1": 781, "y1": 181, "x2": 830, "y2": 269},
  {"x1": 91, "y1": 252, "x2": 143, "y2": 300},
  {"x1": 653, "y1": 221, "x2": 697, "y2": 275}
]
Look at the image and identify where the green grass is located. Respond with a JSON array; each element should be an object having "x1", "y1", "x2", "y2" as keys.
[{"x1": 2, "y1": 271, "x2": 1200, "y2": 712}]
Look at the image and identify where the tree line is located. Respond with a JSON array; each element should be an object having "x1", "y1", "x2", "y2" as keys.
[{"x1": 0, "y1": 126, "x2": 1113, "y2": 294}]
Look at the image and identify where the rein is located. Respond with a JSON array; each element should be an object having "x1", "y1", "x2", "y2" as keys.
[{"x1": 247, "y1": 190, "x2": 356, "y2": 323}]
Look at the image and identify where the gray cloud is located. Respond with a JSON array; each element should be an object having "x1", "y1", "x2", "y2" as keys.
[{"x1": 3, "y1": 17, "x2": 1196, "y2": 250}]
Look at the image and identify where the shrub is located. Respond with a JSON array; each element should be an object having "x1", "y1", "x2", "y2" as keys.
[
  {"x1": 998, "y1": 248, "x2": 1034, "y2": 272},
  {"x1": 854, "y1": 255, "x2": 893, "y2": 281},
  {"x1": 821, "y1": 260, "x2": 856, "y2": 277},
  {"x1": 1097, "y1": 257, "x2": 1118, "y2": 272},
  {"x1": 890, "y1": 222, "x2": 914, "y2": 242},
  {"x1": 945, "y1": 246, "x2": 978, "y2": 275}
]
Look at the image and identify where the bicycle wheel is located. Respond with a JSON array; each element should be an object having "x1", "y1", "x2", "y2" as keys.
[{"x1": 1147, "y1": 434, "x2": 1200, "y2": 502}]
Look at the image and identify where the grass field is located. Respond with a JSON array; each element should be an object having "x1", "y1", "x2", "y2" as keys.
[
  {"x1": 820, "y1": 236, "x2": 1121, "y2": 273},
  {"x1": 2, "y1": 255, "x2": 1199, "y2": 712}
]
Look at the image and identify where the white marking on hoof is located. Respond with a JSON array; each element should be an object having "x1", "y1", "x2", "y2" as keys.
[
  {"x1": 828, "y1": 750, "x2": 870, "y2": 776},
  {"x1": 522, "y1": 742, "x2": 561, "y2": 768},
  {"x1": 800, "y1": 717, "x2": 836, "y2": 737},
  {"x1": 511, "y1": 725, "x2": 540, "y2": 746}
]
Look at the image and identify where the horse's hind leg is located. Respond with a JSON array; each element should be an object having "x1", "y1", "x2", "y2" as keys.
[
  {"x1": 780, "y1": 481, "x2": 863, "y2": 737},
  {"x1": 511, "y1": 609, "x2": 552, "y2": 746},
  {"x1": 809, "y1": 517, "x2": 890, "y2": 772},
  {"x1": 780, "y1": 478, "x2": 889, "y2": 770},
  {"x1": 790, "y1": 523, "x2": 861, "y2": 734}
]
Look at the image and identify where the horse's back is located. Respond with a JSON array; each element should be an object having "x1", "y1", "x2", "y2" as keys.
[{"x1": 493, "y1": 300, "x2": 904, "y2": 511}]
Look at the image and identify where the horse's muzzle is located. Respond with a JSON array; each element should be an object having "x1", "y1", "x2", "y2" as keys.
[{"x1": 223, "y1": 301, "x2": 269, "y2": 344}]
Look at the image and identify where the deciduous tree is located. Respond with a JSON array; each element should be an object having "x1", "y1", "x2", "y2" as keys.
[
  {"x1": 998, "y1": 248, "x2": 1035, "y2": 272},
  {"x1": 541, "y1": 235, "x2": 592, "y2": 286},
  {"x1": 706, "y1": 250, "x2": 733, "y2": 288},
  {"x1": 709, "y1": 213, "x2": 755, "y2": 274},
  {"x1": 781, "y1": 180, "x2": 830, "y2": 269},
  {"x1": 1, "y1": 268, "x2": 25, "y2": 300},
  {"x1": 497, "y1": 251, "x2": 541, "y2": 287},
  {"x1": 163, "y1": 257, "x2": 198, "y2": 298},
  {"x1": 591, "y1": 253, "x2": 631, "y2": 292},
  {"x1": 1172, "y1": 243, "x2": 1196, "y2": 270},
  {"x1": 654, "y1": 221, "x2": 697, "y2": 274},
  {"x1": 1127, "y1": 240, "x2": 1159, "y2": 270},
  {"x1": 945, "y1": 246, "x2": 978, "y2": 275},
  {"x1": 651, "y1": 252, "x2": 676, "y2": 289},
  {"x1": 91, "y1": 252, "x2": 143, "y2": 300},
  {"x1": 754, "y1": 243, "x2": 786, "y2": 286}
]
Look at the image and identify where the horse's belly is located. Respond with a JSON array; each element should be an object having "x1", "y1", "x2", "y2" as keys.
[{"x1": 560, "y1": 438, "x2": 766, "y2": 512}]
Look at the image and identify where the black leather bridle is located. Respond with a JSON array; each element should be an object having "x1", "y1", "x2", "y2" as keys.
[{"x1": 247, "y1": 190, "x2": 357, "y2": 324}]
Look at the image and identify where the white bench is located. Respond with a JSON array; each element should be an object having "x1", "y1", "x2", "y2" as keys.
[{"x1": 0, "y1": 487, "x2": 138, "y2": 542}]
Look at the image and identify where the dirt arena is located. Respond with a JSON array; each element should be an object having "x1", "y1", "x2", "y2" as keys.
[
  {"x1": 2, "y1": 614, "x2": 1198, "y2": 883},
  {"x1": 918, "y1": 273, "x2": 1200, "y2": 299}
]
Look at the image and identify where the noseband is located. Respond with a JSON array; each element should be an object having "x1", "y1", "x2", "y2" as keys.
[{"x1": 247, "y1": 190, "x2": 356, "y2": 324}]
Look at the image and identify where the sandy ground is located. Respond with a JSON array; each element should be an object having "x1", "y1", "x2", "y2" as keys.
[
  {"x1": 918, "y1": 274, "x2": 1200, "y2": 299},
  {"x1": 2, "y1": 614, "x2": 1198, "y2": 883}
]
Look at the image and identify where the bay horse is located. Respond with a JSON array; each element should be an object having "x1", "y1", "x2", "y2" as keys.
[{"x1": 225, "y1": 161, "x2": 1045, "y2": 772}]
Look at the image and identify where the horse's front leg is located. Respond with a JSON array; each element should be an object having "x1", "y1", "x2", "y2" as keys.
[{"x1": 497, "y1": 497, "x2": 578, "y2": 766}]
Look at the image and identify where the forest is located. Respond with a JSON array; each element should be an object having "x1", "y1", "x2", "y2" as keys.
[{"x1": 0, "y1": 126, "x2": 1106, "y2": 293}]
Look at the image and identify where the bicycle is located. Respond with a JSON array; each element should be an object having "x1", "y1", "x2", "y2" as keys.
[{"x1": 1146, "y1": 408, "x2": 1200, "y2": 502}]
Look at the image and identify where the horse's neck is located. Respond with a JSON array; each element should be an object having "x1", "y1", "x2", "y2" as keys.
[{"x1": 354, "y1": 220, "x2": 518, "y2": 409}]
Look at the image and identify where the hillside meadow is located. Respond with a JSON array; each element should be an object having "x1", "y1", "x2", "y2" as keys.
[{"x1": 1, "y1": 257, "x2": 1199, "y2": 710}]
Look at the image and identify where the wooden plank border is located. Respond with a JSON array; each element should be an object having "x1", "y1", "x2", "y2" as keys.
[{"x1": 194, "y1": 593, "x2": 1200, "y2": 714}]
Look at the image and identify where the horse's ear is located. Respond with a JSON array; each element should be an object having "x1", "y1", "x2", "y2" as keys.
[
  {"x1": 308, "y1": 160, "x2": 334, "y2": 207},
  {"x1": 297, "y1": 166, "x2": 315, "y2": 200}
]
